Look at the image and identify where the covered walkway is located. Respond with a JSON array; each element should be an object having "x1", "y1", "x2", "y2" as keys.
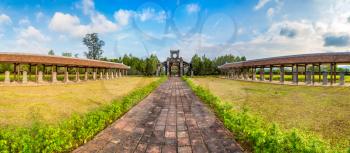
[
  {"x1": 0, "y1": 53, "x2": 129, "y2": 84},
  {"x1": 219, "y1": 52, "x2": 350, "y2": 86}
]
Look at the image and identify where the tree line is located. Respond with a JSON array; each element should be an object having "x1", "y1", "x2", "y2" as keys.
[{"x1": 0, "y1": 33, "x2": 246, "y2": 75}]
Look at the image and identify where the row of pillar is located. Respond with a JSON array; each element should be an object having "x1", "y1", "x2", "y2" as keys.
[
  {"x1": 3, "y1": 64, "x2": 128, "y2": 84},
  {"x1": 223, "y1": 63, "x2": 345, "y2": 86}
]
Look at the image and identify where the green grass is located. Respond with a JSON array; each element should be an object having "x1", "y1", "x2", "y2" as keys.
[
  {"x1": 0, "y1": 77, "x2": 159, "y2": 127},
  {"x1": 187, "y1": 76, "x2": 349, "y2": 152},
  {"x1": 0, "y1": 76, "x2": 166, "y2": 152}
]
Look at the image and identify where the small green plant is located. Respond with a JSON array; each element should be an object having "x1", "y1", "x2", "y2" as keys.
[
  {"x1": 0, "y1": 77, "x2": 167, "y2": 152},
  {"x1": 182, "y1": 76, "x2": 341, "y2": 153}
]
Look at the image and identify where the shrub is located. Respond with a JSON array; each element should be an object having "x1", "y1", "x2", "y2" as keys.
[
  {"x1": 182, "y1": 76, "x2": 338, "y2": 153},
  {"x1": 0, "y1": 77, "x2": 166, "y2": 152}
]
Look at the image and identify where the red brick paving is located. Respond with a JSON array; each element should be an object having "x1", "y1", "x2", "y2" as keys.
[{"x1": 73, "y1": 77, "x2": 243, "y2": 153}]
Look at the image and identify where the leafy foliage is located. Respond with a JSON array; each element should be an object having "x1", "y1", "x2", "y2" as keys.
[
  {"x1": 61, "y1": 52, "x2": 72, "y2": 57},
  {"x1": 191, "y1": 54, "x2": 246, "y2": 75},
  {"x1": 0, "y1": 77, "x2": 166, "y2": 152},
  {"x1": 83, "y1": 33, "x2": 105, "y2": 60},
  {"x1": 145, "y1": 54, "x2": 159, "y2": 76},
  {"x1": 182, "y1": 76, "x2": 339, "y2": 153},
  {"x1": 48, "y1": 50, "x2": 55, "y2": 55}
]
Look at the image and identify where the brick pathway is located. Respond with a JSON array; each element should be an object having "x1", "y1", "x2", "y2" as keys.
[{"x1": 73, "y1": 77, "x2": 242, "y2": 153}]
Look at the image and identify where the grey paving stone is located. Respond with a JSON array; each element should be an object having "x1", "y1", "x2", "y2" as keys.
[{"x1": 73, "y1": 77, "x2": 243, "y2": 153}]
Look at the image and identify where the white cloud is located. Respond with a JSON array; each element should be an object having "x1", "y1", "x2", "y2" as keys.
[
  {"x1": 254, "y1": 0, "x2": 270, "y2": 10},
  {"x1": 223, "y1": 17, "x2": 350, "y2": 59},
  {"x1": 36, "y1": 11, "x2": 44, "y2": 21},
  {"x1": 114, "y1": 9, "x2": 134, "y2": 26},
  {"x1": 0, "y1": 14, "x2": 12, "y2": 25},
  {"x1": 267, "y1": 8, "x2": 275, "y2": 17},
  {"x1": 81, "y1": 0, "x2": 94, "y2": 15},
  {"x1": 5, "y1": 26, "x2": 51, "y2": 53},
  {"x1": 186, "y1": 3, "x2": 200, "y2": 14},
  {"x1": 18, "y1": 18, "x2": 30, "y2": 26},
  {"x1": 50, "y1": 0, "x2": 127, "y2": 37},
  {"x1": 49, "y1": 12, "x2": 118, "y2": 37},
  {"x1": 90, "y1": 13, "x2": 118, "y2": 33},
  {"x1": 18, "y1": 26, "x2": 50, "y2": 42},
  {"x1": 49, "y1": 12, "x2": 90, "y2": 37},
  {"x1": 137, "y1": 8, "x2": 167, "y2": 23}
]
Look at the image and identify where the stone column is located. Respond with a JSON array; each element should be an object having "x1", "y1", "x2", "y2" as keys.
[
  {"x1": 4, "y1": 71, "x2": 10, "y2": 84},
  {"x1": 306, "y1": 71, "x2": 311, "y2": 85},
  {"x1": 76, "y1": 72, "x2": 80, "y2": 82},
  {"x1": 339, "y1": 72, "x2": 345, "y2": 85},
  {"x1": 322, "y1": 71, "x2": 328, "y2": 85},
  {"x1": 64, "y1": 71, "x2": 69, "y2": 83},
  {"x1": 84, "y1": 71, "x2": 88, "y2": 81},
  {"x1": 233, "y1": 70, "x2": 237, "y2": 80},
  {"x1": 37, "y1": 71, "x2": 43, "y2": 83},
  {"x1": 22, "y1": 71, "x2": 28, "y2": 84},
  {"x1": 280, "y1": 66, "x2": 284, "y2": 84},
  {"x1": 244, "y1": 69, "x2": 248, "y2": 80},
  {"x1": 252, "y1": 68, "x2": 256, "y2": 80},
  {"x1": 167, "y1": 61, "x2": 170, "y2": 76},
  {"x1": 51, "y1": 71, "x2": 58, "y2": 83},
  {"x1": 239, "y1": 69, "x2": 243, "y2": 79},
  {"x1": 269, "y1": 67, "x2": 273, "y2": 82},
  {"x1": 260, "y1": 68, "x2": 264, "y2": 81},
  {"x1": 93, "y1": 71, "x2": 97, "y2": 80},
  {"x1": 114, "y1": 70, "x2": 118, "y2": 78},
  {"x1": 293, "y1": 70, "x2": 298, "y2": 84},
  {"x1": 110, "y1": 71, "x2": 114, "y2": 79},
  {"x1": 100, "y1": 71, "x2": 103, "y2": 80},
  {"x1": 105, "y1": 72, "x2": 109, "y2": 80},
  {"x1": 180, "y1": 61, "x2": 183, "y2": 76}
]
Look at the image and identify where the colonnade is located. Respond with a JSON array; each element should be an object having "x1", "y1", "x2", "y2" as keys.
[
  {"x1": 222, "y1": 63, "x2": 345, "y2": 86},
  {"x1": 2, "y1": 63, "x2": 128, "y2": 84}
]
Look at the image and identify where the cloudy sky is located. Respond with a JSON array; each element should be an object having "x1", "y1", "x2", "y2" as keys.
[{"x1": 1, "y1": 0, "x2": 350, "y2": 61}]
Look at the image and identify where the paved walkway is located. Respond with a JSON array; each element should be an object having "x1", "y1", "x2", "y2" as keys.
[{"x1": 73, "y1": 77, "x2": 242, "y2": 153}]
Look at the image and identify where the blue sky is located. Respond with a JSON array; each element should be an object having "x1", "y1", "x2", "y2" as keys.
[{"x1": 0, "y1": 0, "x2": 350, "y2": 61}]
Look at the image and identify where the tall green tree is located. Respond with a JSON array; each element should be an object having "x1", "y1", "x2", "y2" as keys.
[
  {"x1": 190, "y1": 54, "x2": 246, "y2": 75},
  {"x1": 191, "y1": 54, "x2": 202, "y2": 75},
  {"x1": 62, "y1": 52, "x2": 72, "y2": 57},
  {"x1": 48, "y1": 49, "x2": 55, "y2": 55},
  {"x1": 145, "y1": 54, "x2": 159, "y2": 76},
  {"x1": 83, "y1": 33, "x2": 105, "y2": 60},
  {"x1": 202, "y1": 55, "x2": 214, "y2": 75}
]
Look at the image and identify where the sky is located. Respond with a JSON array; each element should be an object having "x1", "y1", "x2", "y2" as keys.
[{"x1": 1, "y1": 0, "x2": 350, "y2": 61}]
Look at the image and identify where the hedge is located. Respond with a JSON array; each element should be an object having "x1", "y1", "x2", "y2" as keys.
[
  {"x1": 182, "y1": 76, "x2": 342, "y2": 153},
  {"x1": 0, "y1": 77, "x2": 167, "y2": 153}
]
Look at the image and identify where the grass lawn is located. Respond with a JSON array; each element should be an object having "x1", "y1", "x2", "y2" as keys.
[
  {"x1": 0, "y1": 77, "x2": 158, "y2": 127},
  {"x1": 191, "y1": 77, "x2": 349, "y2": 150}
]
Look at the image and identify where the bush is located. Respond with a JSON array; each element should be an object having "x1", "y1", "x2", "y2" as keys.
[
  {"x1": 182, "y1": 76, "x2": 338, "y2": 153},
  {"x1": 0, "y1": 77, "x2": 167, "y2": 152}
]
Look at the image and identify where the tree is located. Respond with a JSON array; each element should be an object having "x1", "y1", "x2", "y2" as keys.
[
  {"x1": 191, "y1": 54, "x2": 202, "y2": 75},
  {"x1": 83, "y1": 33, "x2": 105, "y2": 60},
  {"x1": 62, "y1": 52, "x2": 72, "y2": 57},
  {"x1": 74, "y1": 53, "x2": 79, "y2": 58},
  {"x1": 48, "y1": 49, "x2": 55, "y2": 55},
  {"x1": 145, "y1": 54, "x2": 159, "y2": 76},
  {"x1": 201, "y1": 55, "x2": 213, "y2": 75}
]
